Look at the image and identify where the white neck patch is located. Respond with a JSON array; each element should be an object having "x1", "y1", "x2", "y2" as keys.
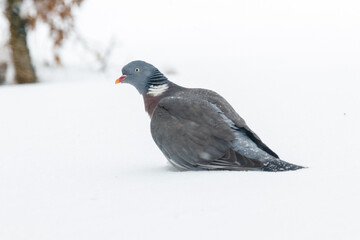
[{"x1": 147, "y1": 84, "x2": 169, "y2": 97}]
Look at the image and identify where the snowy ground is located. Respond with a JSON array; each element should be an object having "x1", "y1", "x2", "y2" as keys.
[{"x1": 1, "y1": 0, "x2": 360, "y2": 239}]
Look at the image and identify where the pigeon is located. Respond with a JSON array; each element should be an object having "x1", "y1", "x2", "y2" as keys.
[{"x1": 116, "y1": 60, "x2": 304, "y2": 171}]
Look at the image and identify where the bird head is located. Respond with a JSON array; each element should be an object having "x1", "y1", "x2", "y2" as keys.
[{"x1": 115, "y1": 60, "x2": 168, "y2": 95}]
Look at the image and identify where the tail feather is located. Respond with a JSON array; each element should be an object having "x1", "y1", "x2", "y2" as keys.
[{"x1": 262, "y1": 159, "x2": 305, "y2": 172}]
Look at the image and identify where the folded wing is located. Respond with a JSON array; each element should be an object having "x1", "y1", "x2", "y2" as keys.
[{"x1": 150, "y1": 96, "x2": 265, "y2": 170}]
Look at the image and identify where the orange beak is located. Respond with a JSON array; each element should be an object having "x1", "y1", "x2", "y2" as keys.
[{"x1": 115, "y1": 75, "x2": 127, "y2": 84}]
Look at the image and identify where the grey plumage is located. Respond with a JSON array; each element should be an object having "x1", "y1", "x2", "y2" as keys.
[{"x1": 117, "y1": 60, "x2": 304, "y2": 171}]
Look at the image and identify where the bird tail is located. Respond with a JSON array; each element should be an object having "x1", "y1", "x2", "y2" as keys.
[{"x1": 262, "y1": 159, "x2": 305, "y2": 172}]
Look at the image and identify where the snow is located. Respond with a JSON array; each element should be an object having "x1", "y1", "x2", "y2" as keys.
[{"x1": 1, "y1": 0, "x2": 360, "y2": 239}]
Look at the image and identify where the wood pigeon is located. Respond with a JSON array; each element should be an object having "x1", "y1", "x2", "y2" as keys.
[{"x1": 116, "y1": 60, "x2": 304, "y2": 171}]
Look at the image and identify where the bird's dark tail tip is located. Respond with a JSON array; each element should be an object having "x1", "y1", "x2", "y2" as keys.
[{"x1": 262, "y1": 159, "x2": 306, "y2": 172}]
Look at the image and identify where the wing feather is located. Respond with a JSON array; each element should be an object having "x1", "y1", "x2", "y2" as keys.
[
  {"x1": 151, "y1": 96, "x2": 264, "y2": 170},
  {"x1": 177, "y1": 89, "x2": 280, "y2": 158}
]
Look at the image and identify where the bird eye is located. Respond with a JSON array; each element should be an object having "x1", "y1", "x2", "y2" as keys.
[{"x1": 135, "y1": 68, "x2": 140, "y2": 72}]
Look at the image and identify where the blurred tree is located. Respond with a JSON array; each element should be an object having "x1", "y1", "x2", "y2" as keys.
[
  {"x1": 5, "y1": 0, "x2": 83, "y2": 84},
  {"x1": 6, "y1": 0, "x2": 37, "y2": 84},
  {"x1": 0, "y1": 62, "x2": 7, "y2": 84}
]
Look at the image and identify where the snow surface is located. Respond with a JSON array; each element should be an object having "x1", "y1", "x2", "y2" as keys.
[{"x1": 1, "y1": 0, "x2": 360, "y2": 239}]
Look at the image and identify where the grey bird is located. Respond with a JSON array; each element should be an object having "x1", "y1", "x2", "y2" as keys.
[{"x1": 116, "y1": 60, "x2": 304, "y2": 171}]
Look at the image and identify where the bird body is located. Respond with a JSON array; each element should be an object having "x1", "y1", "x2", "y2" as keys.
[{"x1": 116, "y1": 60, "x2": 304, "y2": 171}]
